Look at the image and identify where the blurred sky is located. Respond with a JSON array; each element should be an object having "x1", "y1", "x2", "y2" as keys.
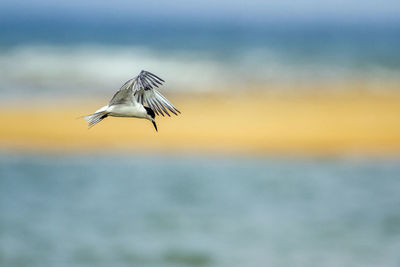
[{"x1": 1, "y1": 0, "x2": 400, "y2": 24}]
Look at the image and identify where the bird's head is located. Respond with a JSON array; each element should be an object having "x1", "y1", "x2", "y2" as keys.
[{"x1": 144, "y1": 107, "x2": 157, "y2": 132}]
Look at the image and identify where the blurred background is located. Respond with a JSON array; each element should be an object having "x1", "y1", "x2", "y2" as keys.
[{"x1": 1, "y1": 0, "x2": 400, "y2": 266}]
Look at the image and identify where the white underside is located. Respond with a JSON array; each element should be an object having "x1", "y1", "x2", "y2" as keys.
[{"x1": 106, "y1": 104, "x2": 148, "y2": 119}]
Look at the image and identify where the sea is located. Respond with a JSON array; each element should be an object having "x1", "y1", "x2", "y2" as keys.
[
  {"x1": 0, "y1": 153, "x2": 399, "y2": 267},
  {"x1": 0, "y1": 16, "x2": 400, "y2": 100},
  {"x1": 1, "y1": 15, "x2": 400, "y2": 267}
]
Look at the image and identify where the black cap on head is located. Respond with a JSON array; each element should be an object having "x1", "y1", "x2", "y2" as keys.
[{"x1": 144, "y1": 107, "x2": 156, "y2": 119}]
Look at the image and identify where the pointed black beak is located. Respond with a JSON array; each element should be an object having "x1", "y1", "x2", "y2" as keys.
[{"x1": 152, "y1": 120, "x2": 158, "y2": 132}]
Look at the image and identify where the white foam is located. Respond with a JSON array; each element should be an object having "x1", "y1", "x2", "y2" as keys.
[
  {"x1": 0, "y1": 44, "x2": 398, "y2": 98},
  {"x1": 0, "y1": 45, "x2": 234, "y2": 95}
]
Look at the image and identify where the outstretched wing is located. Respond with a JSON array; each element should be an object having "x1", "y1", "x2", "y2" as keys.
[
  {"x1": 108, "y1": 78, "x2": 136, "y2": 106},
  {"x1": 133, "y1": 70, "x2": 180, "y2": 116}
]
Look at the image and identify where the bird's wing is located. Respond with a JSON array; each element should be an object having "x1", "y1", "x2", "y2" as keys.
[
  {"x1": 133, "y1": 70, "x2": 180, "y2": 116},
  {"x1": 108, "y1": 78, "x2": 136, "y2": 106}
]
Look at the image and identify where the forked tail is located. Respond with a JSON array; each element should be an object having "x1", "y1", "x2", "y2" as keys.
[{"x1": 84, "y1": 112, "x2": 108, "y2": 128}]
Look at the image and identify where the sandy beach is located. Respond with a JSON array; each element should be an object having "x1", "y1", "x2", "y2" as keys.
[{"x1": 1, "y1": 83, "x2": 399, "y2": 155}]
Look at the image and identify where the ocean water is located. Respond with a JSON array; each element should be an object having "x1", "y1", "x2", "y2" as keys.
[
  {"x1": 0, "y1": 18, "x2": 400, "y2": 100},
  {"x1": 0, "y1": 153, "x2": 399, "y2": 267}
]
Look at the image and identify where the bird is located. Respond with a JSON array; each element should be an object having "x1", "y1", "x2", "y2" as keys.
[{"x1": 84, "y1": 70, "x2": 180, "y2": 131}]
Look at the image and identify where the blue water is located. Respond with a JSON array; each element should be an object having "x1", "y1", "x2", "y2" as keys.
[
  {"x1": 1, "y1": 153, "x2": 399, "y2": 267},
  {"x1": 0, "y1": 16, "x2": 399, "y2": 99}
]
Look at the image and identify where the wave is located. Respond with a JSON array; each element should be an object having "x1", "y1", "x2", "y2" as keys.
[{"x1": 0, "y1": 44, "x2": 399, "y2": 98}]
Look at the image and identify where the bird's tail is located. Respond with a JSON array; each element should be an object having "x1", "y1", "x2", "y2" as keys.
[{"x1": 84, "y1": 112, "x2": 108, "y2": 128}]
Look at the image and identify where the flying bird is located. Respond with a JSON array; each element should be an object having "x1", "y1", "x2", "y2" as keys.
[{"x1": 84, "y1": 70, "x2": 180, "y2": 131}]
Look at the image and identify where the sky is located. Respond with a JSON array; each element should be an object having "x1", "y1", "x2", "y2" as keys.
[{"x1": 1, "y1": 0, "x2": 400, "y2": 24}]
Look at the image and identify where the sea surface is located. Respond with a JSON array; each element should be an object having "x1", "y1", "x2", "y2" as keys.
[
  {"x1": 0, "y1": 17, "x2": 400, "y2": 100},
  {"x1": 0, "y1": 153, "x2": 399, "y2": 267}
]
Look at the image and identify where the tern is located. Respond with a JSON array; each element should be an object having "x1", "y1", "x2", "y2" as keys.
[{"x1": 84, "y1": 70, "x2": 180, "y2": 131}]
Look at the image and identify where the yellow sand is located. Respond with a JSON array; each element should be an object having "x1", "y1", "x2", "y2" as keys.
[{"x1": 1, "y1": 85, "x2": 400, "y2": 155}]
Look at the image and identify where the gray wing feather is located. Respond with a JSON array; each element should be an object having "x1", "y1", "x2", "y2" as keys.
[
  {"x1": 133, "y1": 70, "x2": 180, "y2": 117},
  {"x1": 108, "y1": 78, "x2": 135, "y2": 106}
]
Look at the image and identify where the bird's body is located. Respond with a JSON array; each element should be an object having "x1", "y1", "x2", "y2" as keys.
[
  {"x1": 107, "y1": 104, "x2": 147, "y2": 118},
  {"x1": 84, "y1": 70, "x2": 179, "y2": 131}
]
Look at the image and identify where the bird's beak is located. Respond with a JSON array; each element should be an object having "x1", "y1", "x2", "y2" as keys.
[{"x1": 152, "y1": 120, "x2": 158, "y2": 132}]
